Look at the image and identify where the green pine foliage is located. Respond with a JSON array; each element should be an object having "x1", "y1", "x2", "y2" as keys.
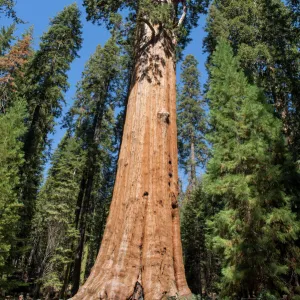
[
  {"x1": 204, "y1": 1, "x2": 300, "y2": 295},
  {"x1": 29, "y1": 107, "x2": 116, "y2": 298},
  {"x1": 0, "y1": 24, "x2": 15, "y2": 55},
  {"x1": 29, "y1": 135, "x2": 85, "y2": 297},
  {"x1": 288, "y1": 0, "x2": 300, "y2": 27},
  {"x1": 83, "y1": 0, "x2": 209, "y2": 57},
  {"x1": 0, "y1": 28, "x2": 32, "y2": 289},
  {"x1": 20, "y1": 4, "x2": 83, "y2": 244},
  {"x1": 177, "y1": 54, "x2": 206, "y2": 187},
  {"x1": 204, "y1": 0, "x2": 300, "y2": 161},
  {"x1": 181, "y1": 183, "x2": 220, "y2": 297},
  {"x1": 0, "y1": 99, "x2": 27, "y2": 286},
  {"x1": 0, "y1": 0, "x2": 22, "y2": 23},
  {"x1": 204, "y1": 39, "x2": 299, "y2": 299}
]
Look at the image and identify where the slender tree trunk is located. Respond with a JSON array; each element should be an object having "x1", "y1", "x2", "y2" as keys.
[
  {"x1": 72, "y1": 23, "x2": 191, "y2": 300},
  {"x1": 20, "y1": 104, "x2": 42, "y2": 231},
  {"x1": 72, "y1": 171, "x2": 95, "y2": 294},
  {"x1": 72, "y1": 99, "x2": 106, "y2": 294},
  {"x1": 185, "y1": 140, "x2": 196, "y2": 199},
  {"x1": 190, "y1": 141, "x2": 196, "y2": 188},
  {"x1": 60, "y1": 263, "x2": 71, "y2": 299},
  {"x1": 75, "y1": 178, "x2": 87, "y2": 230},
  {"x1": 198, "y1": 253, "x2": 202, "y2": 297}
]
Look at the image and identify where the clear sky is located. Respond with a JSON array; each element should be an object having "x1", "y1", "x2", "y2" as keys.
[{"x1": 2, "y1": 0, "x2": 208, "y2": 184}]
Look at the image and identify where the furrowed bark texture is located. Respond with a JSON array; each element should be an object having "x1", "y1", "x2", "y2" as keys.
[{"x1": 72, "y1": 24, "x2": 191, "y2": 300}]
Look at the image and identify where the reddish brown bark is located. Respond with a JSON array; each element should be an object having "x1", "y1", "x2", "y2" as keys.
[{"x1": 72, "y1": 24, "x2": 191, "y2": 300}]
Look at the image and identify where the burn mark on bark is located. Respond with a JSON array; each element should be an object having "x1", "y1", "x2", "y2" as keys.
[
  {"x1": 170, "y1": 192, "x2": 178, "y2": 210},
  {"x1": 157, "y1": 110, "x2": 170, "y2": 124},
  {"x1": 128, "y1": 282, "x2": 144, "y2": 300}
]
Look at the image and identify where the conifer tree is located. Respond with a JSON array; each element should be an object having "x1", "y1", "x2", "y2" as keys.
[
  {"x1": 204, "y1": 39, "x2": 299, "y2": 299},
  {"x1": 0, "y1": 0, "x2": 21, "y2": 23},
  {"x1": 0, "y1": 24, "x2": 15, "y2": 55},
  {"x1": 181, "y1": 183, "x2": 220, "y2": 296},
  {"x1": 177, "y1": 54, "x2": 206, "y2": 189},
  {"x1": 19, "y1": 4, "x2": 82, "y2": 247},
  {"x1": 0, "y1": 33, "x2": 32, "y2": 113},
  {"x1": 204, "y1": 0, "x2": 300, "y2": 161},
  {"x1": 71, "y1": 1, "x2": 208, "y2": 298},
  {"x1": 0, "y1": 100, "x2": 27, "y2": 288},
  {"x1": 29, "y1": 111, "x2": 117, "y2": 299},
  {"x1": 0, "y1": 31, "x2": 32, "y2": 288},
  {"x1": 205, "y1": 3, "x2": 300, "y2": 293},
  {"x1": 29, "y1": 134, "x2": 85, "y2": 298}
]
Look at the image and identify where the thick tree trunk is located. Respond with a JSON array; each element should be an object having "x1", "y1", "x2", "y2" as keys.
[{"x1": 72, "y1": 24, "x2": 191, "y2": 300}]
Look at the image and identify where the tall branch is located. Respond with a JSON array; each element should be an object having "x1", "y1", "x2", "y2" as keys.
[
  {"x1": 138, "y1": 18, "x2": 156, "y2": 40},
  {"x1": 178, "y1": 1, "x2": 187, "y2": 27}
]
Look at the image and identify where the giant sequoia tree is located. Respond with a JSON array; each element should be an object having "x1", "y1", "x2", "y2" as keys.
[{"x1": 72, "y1": 0, "x2": 208, "y2": 299}]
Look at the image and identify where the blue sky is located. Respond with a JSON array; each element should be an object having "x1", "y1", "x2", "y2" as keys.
[{"x1": 2, "y1": 0, "x2": 208, "y2": 184}]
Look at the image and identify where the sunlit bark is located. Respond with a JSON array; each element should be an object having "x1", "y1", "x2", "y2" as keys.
[{"x1": 72, "y1": 14, "x2": 190, "y2": 300}]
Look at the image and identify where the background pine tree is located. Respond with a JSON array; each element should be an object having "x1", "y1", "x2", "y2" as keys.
[
  {"x1": 204, "y1": 38, "x2": 299, "y2": 299},
  {"x1": 0, "y1": 0, "x2": 22, "y2": 23},
  {"x1": 19, "y1": 4, "x2": 83, "y2": 255},
  {"x1": 0, "y1": 100, "x2": 27, "y2": 289},
  {"x1": 29, "y1": 135, "x2": 85, "y2": 298},
  {"x1": 204, "y1": 0, "x2": 300, "y2": 216},
  {"x1": 0, "y1": 29, "x2": 32, "y2": 289},
  {"x1": 205, "y1": 0, "x2": 300, "y2": 153},
  {"x1": 177, "y1": 54, "x2": 207, "y2": 190},
  {"x1": 0, "y1": 24, "x2": 15, "y2": 55},
  {"x1": 181, "y1": 183, "x2": 221, "y2": 297}
]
